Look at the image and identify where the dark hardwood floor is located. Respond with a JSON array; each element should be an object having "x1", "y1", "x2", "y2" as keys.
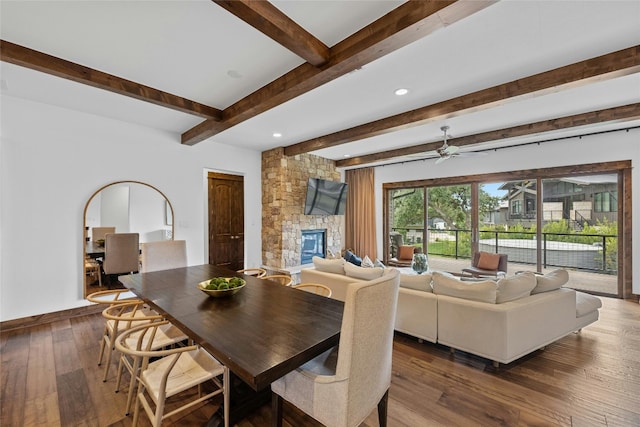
[{"x1": 1, "y1": 297, "x2": 639, "y2": 426}]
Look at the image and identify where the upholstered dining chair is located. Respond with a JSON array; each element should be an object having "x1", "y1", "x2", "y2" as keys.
[
  {"x1": 292, "y1": 283, "x2": 332, "y2": 298},
  {"x1": 462, "y1": 251, "x2": 508, "y2": 278},
  {"x1": 261, "y1": 274, "x2": 294, "y2": 286},
  {"x1": 272, "y1": 269, "x2": 400, "y2": 427},
  {"x1": 140, "y1": 240, "x2": 187, "y2": 273},
  {"x1": 102, "y1": 233, "x2": 140, "y2": 288},
  {"x1": 115, "y1": 321, "x2": 230, "y2": 427},
  {"x1": 92, "y1": 226, "x2": 116, "y2": 241},
  {"x1": 237, "y1": 267, "x2": 267, "y2": 278}
]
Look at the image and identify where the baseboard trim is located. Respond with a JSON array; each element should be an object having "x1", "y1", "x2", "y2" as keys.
[{"x1": 0, "y1": 304, "x2": 103, "y2": 333}]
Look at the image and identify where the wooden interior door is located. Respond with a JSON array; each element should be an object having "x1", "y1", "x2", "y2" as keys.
[{"x1": 208, "y1": 172, "x2": 244, "y2": 270}]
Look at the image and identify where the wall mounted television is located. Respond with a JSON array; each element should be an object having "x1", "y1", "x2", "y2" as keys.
[{"x1": 304, "y1": 178, "x2": 348, "y2": 215}]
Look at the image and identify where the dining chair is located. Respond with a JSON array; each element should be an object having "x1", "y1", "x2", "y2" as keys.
[
  {"x1": 85, "y1": 256, "x2": 102, "y2": 287},
  {"x1": 272, "y1": 269, "x2": 400, "y2": 427},
  {"x1": 102, "y1": 233, "x2": 140, "y2": 289},
  {"x1": 115, "y1": 321, "x2": 230, "y2": 427},
  {"x1": 140, "y1": 240, "x2": 187, "y2": 273},
  {"x1": 237, "y1": 267, "x2": 267, "y2": 278},
  {"x1": 113, "y1": 309, "x2": 189, "y2": 416},
  {"x1": 261, "y1": 274, "x2": 294, "y2": 286},
  {"x1": 291, "y1": 283, "x2": 332, "y2": 298},
  {"x1": 86, "y1": 288, "x2": 139, "y2": 305},
  {"x1": 92, "y1": 226, "x2": 116, "y2": 241},
  {"x1": 98, "y1": 301, "x2": 160, "y2": 383}
]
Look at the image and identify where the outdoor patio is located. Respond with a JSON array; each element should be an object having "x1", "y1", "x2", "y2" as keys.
[{"x1": 427, "y1": 255, "x2": 618, "y2": 296}]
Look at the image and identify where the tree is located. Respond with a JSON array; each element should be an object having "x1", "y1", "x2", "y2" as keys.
[
  {"x1": 392, "y1": 189, "x2": 424, "y2": 228},
  {"x1": 392, "y1": 185, "x2": 500, "y2": 230}
]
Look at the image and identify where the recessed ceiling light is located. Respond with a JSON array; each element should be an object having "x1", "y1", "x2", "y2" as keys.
[
  {"x1": 394, "y1": 88, "x2": 409, "y2": 96},
  {"x1": 343, "y1": 154, "x2": 351, "y2": 158},
  {"x1": 273, "y1": 132, "x2": 282, "y2": 138},
  {"x1": 227, "y1": 70, "x2": 242, "y2": 79}
]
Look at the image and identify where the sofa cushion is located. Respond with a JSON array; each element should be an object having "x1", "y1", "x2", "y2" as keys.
[
  {"x1": 397, "y1": 245, "x2": 415, "y2": 261},
  {"x1": 361, "y1": 255, "x2": 375, "y2": 268},
  {"x1": 477, "y1": 252, "x2": 500, "y2": 270},
  {"x1": 432, "y1": 272, "x2": 497, "y2": 303},
  {"x1": 531, "y1": 269, "x2": 569, "y2": 294},
  {"x1": 400, "y1": 273, "x2": 433, "y2": 293},
  {"x1": 343, "y1": 261, "x2": 385, "y2": 280},
  {"x1": 344, "y1": 249, "x2": 362, "y2": 266},
  {"x1": 312, "y1": 256, "x2": 345, "y2": 275},
  {"x1": 496, "y1": 272, "x2": 537, "y2": 303},
  {"x1": 575, "y1": 291, "x2": 602, "y2": 317}
]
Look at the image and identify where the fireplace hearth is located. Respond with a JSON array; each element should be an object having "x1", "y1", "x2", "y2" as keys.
[{"x1": 301, "y1": 229, "x2": 326, "y2": 265}]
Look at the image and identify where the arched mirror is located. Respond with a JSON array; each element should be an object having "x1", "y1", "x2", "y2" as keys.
[{"x1": 83, "y1": 181, "x2": 174, "y2": 297}]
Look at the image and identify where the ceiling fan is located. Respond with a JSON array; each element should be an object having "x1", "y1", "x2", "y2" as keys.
[{"x1": 435, "y1": 125, "x2": 486, "y2": 164}]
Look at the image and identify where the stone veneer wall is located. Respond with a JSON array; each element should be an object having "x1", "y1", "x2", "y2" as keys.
[{"x1": 262, "y1": 147, "x2": 344, "y2": 269}]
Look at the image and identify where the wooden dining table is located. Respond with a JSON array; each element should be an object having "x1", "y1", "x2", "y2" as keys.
[{"x1": 119, "y1": 264, "x2": 344, "y2": 425}]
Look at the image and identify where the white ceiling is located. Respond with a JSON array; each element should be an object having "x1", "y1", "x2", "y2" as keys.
[{"x1": 1, "y1": 0, "x2": 639, "y2": 167}]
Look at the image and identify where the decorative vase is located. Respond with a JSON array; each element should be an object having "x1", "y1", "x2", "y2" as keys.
[{"x1": 411, "y1": 253, "x2": 429, "y2": 274}]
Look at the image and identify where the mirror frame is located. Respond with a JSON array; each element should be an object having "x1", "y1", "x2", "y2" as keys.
[{"x1": 83, "y1": 180, "x2": 174, "y2": 297}]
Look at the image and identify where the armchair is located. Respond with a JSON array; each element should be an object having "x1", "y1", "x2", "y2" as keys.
[{"x1": 462, "y1": 251, "x2": 508, "y2": 278}]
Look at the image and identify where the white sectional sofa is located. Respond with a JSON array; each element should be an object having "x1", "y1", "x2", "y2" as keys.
[
  {"x1": 300, "y1": 257, "x2": 602, "y2": 366},
  {"x1": 301, "y1": 260, "x2": 438, "y2": 343}
]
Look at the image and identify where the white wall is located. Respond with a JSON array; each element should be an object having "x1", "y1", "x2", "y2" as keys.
[
  {"x1": 374, "y1": 128, "x2": 640, "y2": 295},
  {"x1": 0, "y1": 96, "x2": 263, "y2": 321}
]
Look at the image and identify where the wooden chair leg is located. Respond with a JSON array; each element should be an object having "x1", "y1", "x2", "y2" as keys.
[
  {"x1": 272, "y1": 392, "x2": 283, "y2": 427},
  {"x1": 378, "y1": 389, "x2": 389, "y2": 427}
]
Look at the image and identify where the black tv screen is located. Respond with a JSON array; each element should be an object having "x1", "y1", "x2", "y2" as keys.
[{"x1": 304, "y1": 178, "x2": 348, "y2": 215}]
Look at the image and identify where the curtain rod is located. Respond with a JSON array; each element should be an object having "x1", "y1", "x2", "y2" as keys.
[{"x1": 349, "y1": 125, "x2": 640, "y2": 170}]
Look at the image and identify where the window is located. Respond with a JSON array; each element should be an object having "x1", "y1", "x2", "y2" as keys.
[
  {"x1": 594, "y1": 191, "x2": 617, "y2": 212},
  {"x1": 512, "y1": 200, "x2": 522, "y2": 214}
]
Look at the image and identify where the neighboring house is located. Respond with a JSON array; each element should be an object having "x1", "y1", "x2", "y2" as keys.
[{"x1": 499, "y1": 175, "x2": 618, "y2": 229}]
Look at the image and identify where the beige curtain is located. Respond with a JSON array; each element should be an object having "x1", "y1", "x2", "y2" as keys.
[{"x1": 345, "y1": 167, "x2": 377, "y2": 260}]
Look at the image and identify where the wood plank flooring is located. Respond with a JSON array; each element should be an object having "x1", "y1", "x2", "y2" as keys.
[{"x1": 1, "y1": 296, "x2": 639, "y2": 426}]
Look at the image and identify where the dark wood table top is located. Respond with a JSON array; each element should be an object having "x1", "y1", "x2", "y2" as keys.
[
  {"x1": 119, "y1": 264, "x2": 344, "y2": 391},
  {"x1": 85, "y1": 240, "x2": 105, "y2": 258}
]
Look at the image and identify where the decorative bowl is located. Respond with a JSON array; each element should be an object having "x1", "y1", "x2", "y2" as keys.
[{"x1": 197, "y1": 277, "x2": 246, "y2": 298}]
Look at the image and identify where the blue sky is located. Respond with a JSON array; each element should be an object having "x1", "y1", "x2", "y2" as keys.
[{"x1": 482, "y1": 182, "x2": 507, "y2": 198}]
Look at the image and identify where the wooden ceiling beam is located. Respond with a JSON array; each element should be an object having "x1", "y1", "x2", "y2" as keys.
[
  {"x1": 0, "y1": 40, "x2": 222, "y2": 120},
  {"x1": 335, "y1": 103, "x2": 640, "y2": 168},
  {"x1": 182, "y1": 0, "x2": 496, "y2": 145},
  {"x1": 287, "y1": 45, "x2": 640, "y2": 156},
  {"x1": 212, "y1": 0, "x2": 330, "y2": 66}
]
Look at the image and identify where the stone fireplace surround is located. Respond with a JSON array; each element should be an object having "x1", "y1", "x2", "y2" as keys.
[{"x1": 262, "y1": 148, "x2": 344, "y2": 270}]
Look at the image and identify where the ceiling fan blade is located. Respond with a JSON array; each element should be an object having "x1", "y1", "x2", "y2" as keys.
[
  {"x1": 435, "y1": 155, "x2": 449, "y2": 164},
  {"x1": 455, "y1": 151, "x2": 488, "y2": 158}
]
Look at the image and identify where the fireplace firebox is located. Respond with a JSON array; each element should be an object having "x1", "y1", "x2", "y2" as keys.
[{"x1": 301, "y1": 229, "x2": 326, "y2": 265}]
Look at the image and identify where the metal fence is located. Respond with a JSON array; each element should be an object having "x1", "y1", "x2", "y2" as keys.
[{"x1": 391, "y1": 227, "x2": 617, "y2": 275}]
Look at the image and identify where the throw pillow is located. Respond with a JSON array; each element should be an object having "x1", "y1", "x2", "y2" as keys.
[
  {"x1": 361, "y1": 255, "x2": 375, "y2": 268},
  {"x1": 477, "y1": 252, "x2": 500, "y2": 270},
  {"x1": 397, "y1": 245, "x2": 415, "y2": 260},
  {"x1": 312, "y1": 256, "x2": 345, "y2": 275},
  {"x1": 344, "y1": 262, "x2": 385, "y2": 280},
  {"x1": 531, "y1": 269, "x2": 569, "y2": 294},
  {"x1": 374, "y1": 258, "x2": 386, "y2": 268},
  {"x1": 432, "y1": 272, "x2": 497, "y2": 303},
  {"x1": 400, "y1": 273, "x2": 433, "y2": 293},
  {"x1": 343, "y1": 249, "x2": 362, "y2": 266},
  {"x1": 496, "y1": 272, "x2": 536, "y2": 303}
]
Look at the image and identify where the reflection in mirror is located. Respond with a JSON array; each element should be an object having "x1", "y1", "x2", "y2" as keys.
[{"x1": 83, "y1": 181, "x2": 174, "y2": 297}]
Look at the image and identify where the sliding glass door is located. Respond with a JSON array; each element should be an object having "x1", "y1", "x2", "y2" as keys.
[{"x1": 383, "y1": 162, "x2": 628, "y2": 297}]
